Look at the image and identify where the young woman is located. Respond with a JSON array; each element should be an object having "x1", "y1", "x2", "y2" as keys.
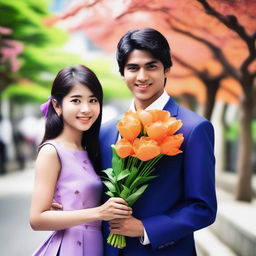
[{"x1": 30, "y1": 65, "x2": 132, "y2": 256}]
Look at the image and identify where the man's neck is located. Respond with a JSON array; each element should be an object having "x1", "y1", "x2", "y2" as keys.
[
  {"x1": 134, "y1": 100, "x2": 151, "y2": 110},
  {"x1": 133, "y1": 90, "x2": 168, "y2": 111}
]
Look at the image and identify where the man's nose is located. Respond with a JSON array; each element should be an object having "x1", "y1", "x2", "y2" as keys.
[{"x1": 137, "y1": 68, "x2": 148, "y2": 82}]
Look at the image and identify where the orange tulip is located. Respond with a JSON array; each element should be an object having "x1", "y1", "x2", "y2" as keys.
[
  {"x1": 123, "y1": 110, "x2": 139, "y2": 120},
  {"x1": 133, "y1": 137, "x2": 161, "y2": 161},
  {"x1": 165, "y1": 119, "x2": 183, "y2": 136},
  {"x1": 115, "y1": 139, "x2": 134, "y2": 158},
  {"x1": 137, "y1": 109, "x2": 153, "y2": 126},
  {"x1": 117, "y1": 112, "x2": 142, "y2": 141},
  {"x1": 145, "y1": 121, "x2": 168, "y2": 141},
  {"x1": 148, "y1": 110, "x2": 170, "y2": 122},
  {"x1": 160, "y1": 134, "x2": 184, "y2": 156}
]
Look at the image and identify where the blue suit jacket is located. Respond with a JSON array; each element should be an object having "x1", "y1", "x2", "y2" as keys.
[{"x1": 99, "y1": 97, "x2": 217, "y2": 256}]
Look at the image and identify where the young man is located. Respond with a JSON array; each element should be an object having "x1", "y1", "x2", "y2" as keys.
[{"x1": 99, "y1": 28, "x2": 217, "y2": 256}]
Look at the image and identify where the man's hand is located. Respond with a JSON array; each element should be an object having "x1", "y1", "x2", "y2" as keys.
[{"x1": 109, "y1": 216, "x2": 144, "y2": 237}]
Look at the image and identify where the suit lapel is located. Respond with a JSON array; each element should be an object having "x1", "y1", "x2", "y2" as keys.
[{"x1": 163, "y1": 97, "x2": 179, "y2": 117}]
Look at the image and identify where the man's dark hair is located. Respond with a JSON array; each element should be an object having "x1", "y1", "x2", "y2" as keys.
[{"x1": 116, "y1": 28, "x2": 172, "y2": 76}]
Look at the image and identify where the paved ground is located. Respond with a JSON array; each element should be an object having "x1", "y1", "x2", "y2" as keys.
[{"x1": 0, "y1": 167, "x2": 50, "y2": 256}]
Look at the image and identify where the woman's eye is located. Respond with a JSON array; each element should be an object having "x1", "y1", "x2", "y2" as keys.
[
  {"x1": 90, "y1": 98, "x2": 98, "y2": 103},
  {"x1": 71, "y1": 99, "x2": 80, "y2": 103}
]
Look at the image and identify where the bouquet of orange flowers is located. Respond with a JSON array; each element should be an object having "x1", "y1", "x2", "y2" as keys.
[{"x1": 102, "y1": 109, "x2": 184, "y2": 249}]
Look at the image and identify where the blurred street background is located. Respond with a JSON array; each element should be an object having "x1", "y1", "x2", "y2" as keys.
[{"x1": 0, "y1": 0, "x2": 255, "y2": 255}]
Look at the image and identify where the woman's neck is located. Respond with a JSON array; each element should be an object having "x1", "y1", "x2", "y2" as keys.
[{"x1": 56, "y1": 127, "x2": 83, "y2": 150}]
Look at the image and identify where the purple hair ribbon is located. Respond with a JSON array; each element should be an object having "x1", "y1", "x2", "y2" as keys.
[{"x1": 40, "y1": 96, "x2": 52, "y2": 118}]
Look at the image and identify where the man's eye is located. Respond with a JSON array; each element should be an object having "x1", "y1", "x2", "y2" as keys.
[
  {"x1": 127, "y1": 66, "x2": 138, "y2": 71},
  {"x1": 148, "y1": 65, "x2": 157, "y2": 69}
]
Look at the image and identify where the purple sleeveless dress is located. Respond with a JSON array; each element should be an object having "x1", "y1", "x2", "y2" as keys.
[{"x1": 32, "y1": 141, "x2": 103, "y2": 256}]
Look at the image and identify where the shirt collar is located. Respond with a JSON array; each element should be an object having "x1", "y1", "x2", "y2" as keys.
[{"x1": 130, "y1": 90, "x2": 170, "y2": 111}]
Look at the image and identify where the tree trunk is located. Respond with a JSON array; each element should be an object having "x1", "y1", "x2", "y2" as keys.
[
  {"x1": 204, "y1": 80, "x2": 220, "y2": 120},
  {"x1": 180, "y1": 93, "x2": 198, "y2": 111},
  {"x1": 219, "y1": 103, "x2": 228, "y2": 173},
  {"x1": 235, "y1": 92, "x2": 253, "y2": 201}
]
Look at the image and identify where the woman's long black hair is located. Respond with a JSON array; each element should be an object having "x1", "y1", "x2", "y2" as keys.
[{"x1": 41, "y1": 65, "x2": 103, "y2": 172}]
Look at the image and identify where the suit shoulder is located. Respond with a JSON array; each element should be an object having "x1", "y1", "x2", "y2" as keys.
[
  {"x1": 100, "y1": 117, "x2": 120, "y2": 139},
  {"x1": 101, "y1": 118, "x2": 118, "y2": 130},
  {"x1": 178, "y1": 105, "x2": 211, "y2": 127}
]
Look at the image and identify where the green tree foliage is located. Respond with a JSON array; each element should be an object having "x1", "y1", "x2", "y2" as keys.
[
  {"x1": 0, "y1": 0, "x2": 81, "y2": 100},
  {"x1": 0, "y1": 0, "x2": 130, "y2": 102},
  {"x1": 83, "y1": 58, "x2": 131, "y2": 101}
]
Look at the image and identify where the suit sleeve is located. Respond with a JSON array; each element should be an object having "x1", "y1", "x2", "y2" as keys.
[{"x1": 142, "y1": 120, "x2": 217, "y2": 250}]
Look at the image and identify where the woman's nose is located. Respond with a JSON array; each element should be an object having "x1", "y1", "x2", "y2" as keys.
[{"x1": 80, "y1": 103, "x2": 91, "y2": 113}]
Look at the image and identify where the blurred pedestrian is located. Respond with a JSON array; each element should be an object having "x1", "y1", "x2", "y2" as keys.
[{"x1": 0, "y1": 114, "x2": 7, "y2": 175}]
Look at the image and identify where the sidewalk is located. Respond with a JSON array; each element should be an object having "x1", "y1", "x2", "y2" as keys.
[
  {"x1": 0, "y1": 166, "x2": 35, "y2": 197},
  {"x1": 0, "y1": 167, "x2": 50, "y2": 256}
]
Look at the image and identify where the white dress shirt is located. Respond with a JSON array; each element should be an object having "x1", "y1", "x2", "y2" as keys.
[
  {"x1": 130, "y1": 90, "x2": 170, "y2": 112},
  {"x1": 129, "y1": 90, "x2": 170, "y2": 245}
]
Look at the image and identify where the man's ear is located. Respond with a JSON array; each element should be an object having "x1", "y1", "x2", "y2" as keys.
[
  {"x1": 52, "y1": 99, "x2": 62, "y2": 116},
  {"x1": 164, "y1": 68, "x2": 170, "y2": 76},
  {"x1": 163, "y1": 68, "x2": 170, "y2": 87}
]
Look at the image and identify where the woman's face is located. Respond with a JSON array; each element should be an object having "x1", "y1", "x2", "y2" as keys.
[{"x1": 57, "y1": 83, "x2": 100, "y2": 133}]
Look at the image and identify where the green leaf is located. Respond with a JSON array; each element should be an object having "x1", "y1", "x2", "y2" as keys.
[
  {"x1": 126, "y1": 184, "x2": 149, "y2": 206},
  {"x1": 102, "y1": 168, "x2": 113, "y2": 175},
  {"x1": 103, "y1": 181, "x2": 116, "y2": 193},
  {"x1": 120, "y1": 185, "x2": 131, "y2": 200},
  {"x1": 111, "y1": 147, "x2": 125, "y2": 176},
  {"x1": 124, "y1": 167, "x2": 139, "y2": 187},
  {"x1": 130, "y1": 176, "x2": 157, "y2": 191},
  {"x1": 102, "y1": 168, "x2": 115, "y2": 182},
  {"x1": 105, "y1": 191, "x2": 115, "y2": 197},
  {"x1": 117, "y1": 169, "x2": 130, "y2": 181}
]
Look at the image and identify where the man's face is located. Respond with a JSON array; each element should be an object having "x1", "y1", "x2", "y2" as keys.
[{"x1": 123, "y1": 49, "x2": 169, "y2": 110}]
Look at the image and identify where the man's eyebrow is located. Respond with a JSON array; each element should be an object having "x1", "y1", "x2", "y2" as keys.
[
  {"x1": 146, "y1": 61, "x2": 158, "y2": 65},
  {"x1": 125, "y1": 63, "x2": 138, "y2": 67},
  {"x1": 125, "y1": 61, "x2": 159, "y2": 66}
]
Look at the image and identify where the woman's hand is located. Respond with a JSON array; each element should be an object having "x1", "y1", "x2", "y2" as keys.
[{"x1": 98, "y1": 197, "x2": 132, "y2": 221}]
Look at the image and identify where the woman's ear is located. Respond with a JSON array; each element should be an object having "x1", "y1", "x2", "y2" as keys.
[{"x1": 52, "y1": 99, "x2": 62, "y2": 117}]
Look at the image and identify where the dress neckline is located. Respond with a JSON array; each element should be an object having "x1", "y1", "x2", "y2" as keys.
[{"x1": 52, "y1": 140, "x2": 86, "y2": 153}]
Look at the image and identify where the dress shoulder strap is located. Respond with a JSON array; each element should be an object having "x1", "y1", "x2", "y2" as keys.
[
  {"x1": 37, "y1": 140, "x2": 62, "y2": 162},
  {"x1": 38, "y1": 140, "x2": 58, "y2": 151}
]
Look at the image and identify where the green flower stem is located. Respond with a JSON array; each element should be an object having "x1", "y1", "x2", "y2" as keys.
[
  {"x1": 126, "y1": 157, "x2": 132, "y2": 170},
  {"x1": 128, "y1": 156, "x2": 138, "y2": 170},
  {"x1": 140, "y1": 154, "x2": 163, "y2": 176},
  {"x1": 138, "y1": 160, "x2": 144, "y2": 170},
  {"x1": 120, "y1": 159, "x2": 124, "y2": 172},
  {"x1": 107, "y1": 233, "x2": 126, "y2": 249},
  {"x1": 115, "y1": 182, "x2": 121, "y2": 195}
]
